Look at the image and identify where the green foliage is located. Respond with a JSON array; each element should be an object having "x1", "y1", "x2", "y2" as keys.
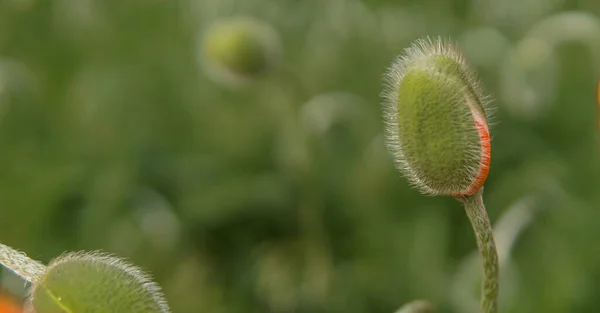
[{"x1": 0, "y1": 1, "x2": 598, "y2": 313}]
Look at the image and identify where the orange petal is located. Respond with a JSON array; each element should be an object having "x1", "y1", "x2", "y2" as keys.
[{"x1": 0, "y1": 294, "x2": 22, "y2": 313}]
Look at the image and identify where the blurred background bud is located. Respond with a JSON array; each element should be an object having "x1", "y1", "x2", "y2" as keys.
[{"x1": 199, "y1": 17, "x2": 282, "y2": 87}]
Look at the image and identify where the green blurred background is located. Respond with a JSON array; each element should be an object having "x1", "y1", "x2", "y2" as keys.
[{"x1": 1, "y1": 0, "x2": 600, "y2": 312}]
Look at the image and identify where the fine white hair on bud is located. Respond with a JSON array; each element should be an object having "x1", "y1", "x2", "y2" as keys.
[
  {"x1": 381, "y1": 36, "x2": 494, "y2": 196},
  {"x1": 29, "y1": 251, "x2": 171, "y2": 313}
]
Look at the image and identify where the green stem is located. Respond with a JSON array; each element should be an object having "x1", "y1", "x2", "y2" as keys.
[
  {"x1": 0, "y1": 243, "x2": 46, "y2": 283},
  {"x1": 458, "y1": 188, "x2": 499, "y2": 313}
]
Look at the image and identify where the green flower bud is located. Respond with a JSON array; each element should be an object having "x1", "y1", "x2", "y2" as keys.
[
  {"x1": 382, "y1": 37, "x2": 493, "y2": 196},
  {"x1": 200, "y1": 17, "x2": 282, "y2": 86},
  {"x1": 30, "y1": 252, "x2": 170, "y2": 313}
]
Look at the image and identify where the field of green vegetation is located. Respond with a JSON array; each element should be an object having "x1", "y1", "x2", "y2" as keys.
[{"x1": 0, "y1": 0, "x2": 600, "y2": 312}]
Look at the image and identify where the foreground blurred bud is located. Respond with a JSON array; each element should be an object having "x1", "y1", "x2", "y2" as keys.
[
  {"x1": 200, "y1": 17, "x2": 282, "y2": 86},
  {"x1": 382, "y1": 37, "x2": 493, "y2": 196},
  {"x1": 30, "y1": 252, "x2": 170, "y2": 313},
  {"x1": 395, "y1": 300, "x2": 436, "y2": 313}
]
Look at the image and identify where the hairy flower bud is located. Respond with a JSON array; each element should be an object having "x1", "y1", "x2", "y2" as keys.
[
  {"x1": 200, "y1": 17, "x2": 282, "y2": 86},
  {"x1": 382, "y1": 37, "x2": 493, "y2": 196},
  {"x1": 30, "y1": 252, "x2": 170, "y2": 313}
]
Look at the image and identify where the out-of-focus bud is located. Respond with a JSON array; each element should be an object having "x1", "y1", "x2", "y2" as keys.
[{"x1": 200, "y1": 17, "x2": 282, "y2": 87}]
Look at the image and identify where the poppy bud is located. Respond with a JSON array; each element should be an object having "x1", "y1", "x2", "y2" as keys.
[
  {"x1": 382, "y1": 37, "x2": 493, "y2": 196},
  {"x1": 30, "y1": 252, "x2": 170, "y2": 313},
  {"x1": 200, "y1": 17, "x2": 282, "y2": 86}
]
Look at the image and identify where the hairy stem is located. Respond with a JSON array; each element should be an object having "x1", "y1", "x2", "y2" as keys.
[
  {"x1": 458, "y1": 188, "x2": 499, "y2": 313},
  {"x1": 0, "y1": 243, "x2": 45, "y2": 283}
]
